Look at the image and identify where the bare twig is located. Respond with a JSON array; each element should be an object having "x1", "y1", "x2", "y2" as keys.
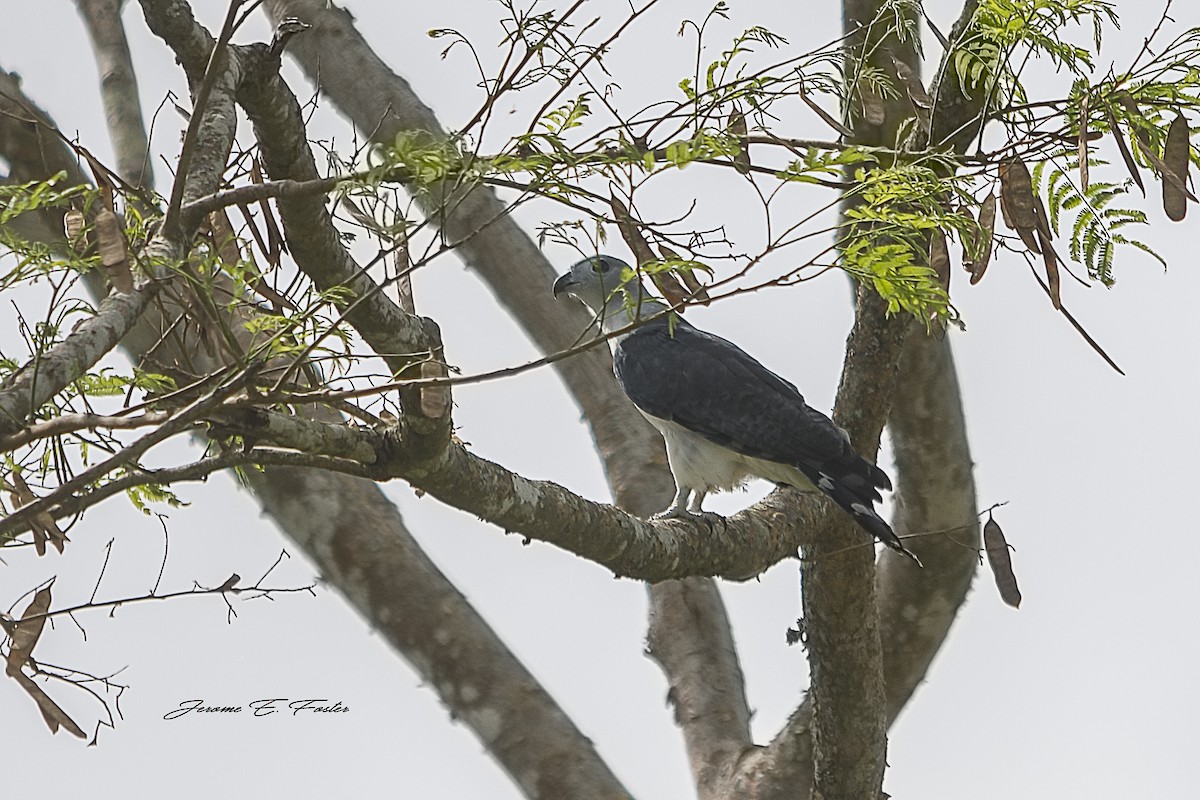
[{"x1": 0, "y1": 412, "x2": 170, "y2": 454}]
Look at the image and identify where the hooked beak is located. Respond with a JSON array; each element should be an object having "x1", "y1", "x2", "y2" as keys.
[{"x1": 552, "y1": 272, "x2": 577, "y2": 299}]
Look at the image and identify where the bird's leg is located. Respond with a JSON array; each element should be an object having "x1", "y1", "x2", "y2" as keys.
[
  {"x1": 686, "y1": 491, "x2": 724, "y2": 524},
  {"x1": 650, "y1": 486, "x2": 693, "y2": 520},
  {"x1": 650, "y1": 487, "x2": 724, "y2": 524}
]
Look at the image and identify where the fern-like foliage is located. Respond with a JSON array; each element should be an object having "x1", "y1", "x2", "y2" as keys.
[{"x1": 1032, "y1": 155, "x2": 1164, "y2": 286}]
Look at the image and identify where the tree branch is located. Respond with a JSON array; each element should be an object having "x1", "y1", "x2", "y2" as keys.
[
  {"x1": 0, "y1": 49, "x2": 244, "y2": 439},
  {"x1": 646, "y1": 577, "x2": 754, "y2": 799},
  {"x1": 75, "y1": 0, "x2": 155, "y2": 189},
  {"x1": 137, "y1": 0, "x2": 438, "y2": 376},
  {"x1": 0, "y1": 396, "x2": 830, "y2": 584},
  {"x1": 878, "y1": 328, "x2": 980, "y2": 724},
  {"x1": 32, "y1": 8, "x2": 635, "y2": 795},
  {"x1": 258, "y1": 9, "x2": 758, "y2": 795},
  {"x1": 243, "y1": 464, "x2": 636, "y2": 799},
  {"x1": 804, "y1": 287, "x2": 911, "y2": 800},
  {"x1": 0, "y1": 410, "x2": 170, "y2": 453},
  {"x1": 874, "y1": 0, "x2": 984, "y2": 731}
]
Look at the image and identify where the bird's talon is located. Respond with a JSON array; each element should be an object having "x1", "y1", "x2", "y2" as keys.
[{"x1": 650, "y1": 508, "x2": 724, "y2": 527}]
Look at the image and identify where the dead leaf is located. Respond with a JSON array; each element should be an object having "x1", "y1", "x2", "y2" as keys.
[
  {"x1": 6, "y1": 582, "x2": 52, "y2": 677},
  {"x1": 1163, "y1": 113, "x2": 1191, "y2": 222},
  {"x1": 983, "y1": 515, "x2": 1021, "y2": 608}
]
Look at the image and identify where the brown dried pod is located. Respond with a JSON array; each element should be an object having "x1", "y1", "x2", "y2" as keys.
[
  {"x1": 251, "y1": 157, "x2": 285, "y2": 268},
  {"x1": 7, "y1": 473, "x2": 67, "y2": 555},
  {"x1": 94, "y1": 205, "x2": 134, "y2": 293},
  {"x1": 891, "y1": 54, "x2": 932, "y2": 132},
  {"x1": 802, "y1": 87, "x2": 855, "y2": 135},
  {"x1": 1162, "y1": 113, "x2": 1191, "y2": 222},
  {"x1": 1036, "y1": 227, "x2": 1062, "y2": 310},
  {"x1": 608, "y1": 194, "x2": 655, "y2": 264},
  {"x1": 966, "y1": 194, "x2": 996, "y2": 285},
  {"x1": 648, "y1": 269, "x2": 690, "y2": 307},
  {"x1": 1105, "y1": 106, "x2": 1145, "y2": 195},
  {"x1": 983, "y1": 516, "x2": 1021, "y2": 608},
  {"x1": 609, "y1": 193, "x2": 689, "y2": 306},
  {"x1": 929, "y1": 229, "x2": 950, "y2": 301},
  {"x1": 1033, "y1": 197, "x2": 1062, "y2": 310},
  {"x1": 1078, "y1": 92, "x2": 1091, "y2": 193},
  {"x1": 958, "y1": 205, "x2": 976, "y2": 264},
  {"x1": 63, "y1": 208, "x2": 87, "y2": 252},
  {"x1": 998, "y1": 158, "x2": 1041, "y2": 253},
  {"x1": 15, "y1": 671, "x2": 86, "y2": 738},
  {"x1": 658, "y1": 244, "x2": 711, "y2": 305}
]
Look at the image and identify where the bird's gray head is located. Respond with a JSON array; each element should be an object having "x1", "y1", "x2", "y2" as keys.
[
  {"x1": 553, "y1": 255, "x2": 666, "y2": 333},
  {"x1": 551, "y1": 254, "x2": 633, "y2": 312}
]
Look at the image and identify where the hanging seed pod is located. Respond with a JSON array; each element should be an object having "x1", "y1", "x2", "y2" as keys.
[
  {"x1": 966, "y1": 193, "x2": 996, "y2": 285},
  {"x1": 998, "y1": 158, "x2": 1041, "y2": 253},
  {"x1": 1033, "y1": 197, "x2": 1061, "y2": 310},
  {"x1": 658, "y1": 244, "x2": 711, "y2": 305},
  {"x1": 1162, "y1": 113, "x2": 1191, "y2": 222},
  {"x1": 929, "y1": 228, "x2": 950, "y2": 304},
  {"x1": 984, "y1": 515, "x2": 1022, "y2": 608},
  {"x1": 1105, "y1": 107, "x2": 1145, "y2": 195}
]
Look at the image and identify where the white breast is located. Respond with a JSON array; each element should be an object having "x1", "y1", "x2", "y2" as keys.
[{"x1": 642, "y1": 414, "x2": 815, "y2": 494}]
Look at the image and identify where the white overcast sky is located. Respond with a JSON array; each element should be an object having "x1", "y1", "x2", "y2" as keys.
[{"x1": 2, "y1": 1, "x2": 1198, "y2": 798}]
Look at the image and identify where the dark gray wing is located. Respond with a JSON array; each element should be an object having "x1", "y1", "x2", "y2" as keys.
[{"x1": 614, "y1": 318, "x2": 890, "y2": 504}]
